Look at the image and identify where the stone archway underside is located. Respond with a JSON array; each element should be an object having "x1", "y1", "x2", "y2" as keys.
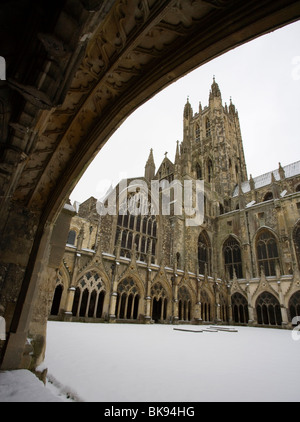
[{"x1": 0, "y1": 0, "x2": 300, "y2": 369}]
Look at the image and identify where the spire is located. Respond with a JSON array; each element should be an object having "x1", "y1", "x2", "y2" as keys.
[
  {"x1": 146, "y1": 148, "x2": 155, "y2": 166},
  {"x1": 229, "y1": 97, "x2": 236, "y2": 114},
  {"x1": 183, "y1": 96, "x2": 193, "y2": 120},
  {"x1": 209, "y1": 76, "x2": 221, "y2": 101},
  {"x1": 144, "y1": 148, "x2": 155, "y2": 181}
]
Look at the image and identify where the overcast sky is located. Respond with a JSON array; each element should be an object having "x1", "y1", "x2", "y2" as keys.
[{"x1": 70, "y1": 20, "x2": 300, "y2": 204}]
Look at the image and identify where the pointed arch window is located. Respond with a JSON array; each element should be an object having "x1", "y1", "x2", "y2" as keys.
[
  {"x1": 67, "y1": 230, "x2": 76, "y2": 246},
  {"x1": 200, "y1": 290, "x2": 211, "y2": 322},
  {"x1": 256, "y1": 292, "x2": 282, "y2": 326},
  {"x1": 198, "y1": 231, "x2": 211, "y2": 276},
  {"x1": 231, "y1": 292, "x2": 249, "y2": 324},
  {"x1": 205, "y1": 118, "x2": 211, "y2": 137},
  {"x1": 71, "y1": 272, "x2": 106, "y2": 319},
  {"x1": 116, "y1": 279, "x2": 140, "y2": 320},
  {"x1": 256, "y1": 230, "x2": 279, "y2": 276},
  {"x1": 151, "y1": 282, "x2": 168, "y2": 322},
  {"x1": 115, "y1": 214, "x2": 157, "y2": 264},
  {"x1": 178, "y1": 286, "x2": 192, "y2": 321},
  {"x1": 223, "y1": 236, "x2": 243, "y2": 279},
  {"x1": 195, "y1": 123, "x2": 200, "y2": 142},
  {"x1": 196, "y1": 163, "x2": 202, "y2": 180}
]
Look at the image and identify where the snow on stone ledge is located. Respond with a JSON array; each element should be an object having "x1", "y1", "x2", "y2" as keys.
[{"x1": 0, "y1": 370, "x2": 62, "y2": 402}]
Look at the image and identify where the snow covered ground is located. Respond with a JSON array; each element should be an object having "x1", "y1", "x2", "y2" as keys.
[
  {"x1": 43, "y1": 321, "x2": 300, "y2": 402},
  {"x1": 0, "y1": 369, "x2": 62, "y2": 402},
  {"x1": 1, "y1": 322, "x2": 299, "y2": 402}
]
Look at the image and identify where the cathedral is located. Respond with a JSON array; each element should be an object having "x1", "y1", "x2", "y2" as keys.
[{"x1": 49, "y1": 79, "x2": 300, "y2": 328}]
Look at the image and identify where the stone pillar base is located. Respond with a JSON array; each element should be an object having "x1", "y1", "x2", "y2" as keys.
[{"x1": 108, "y1": 315, "x2": 116, "y2": 323}]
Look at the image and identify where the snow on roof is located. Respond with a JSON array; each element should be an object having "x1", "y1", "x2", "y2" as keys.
[{"x1": 233, "y1": 160, "x2": 300, "y2": 197}]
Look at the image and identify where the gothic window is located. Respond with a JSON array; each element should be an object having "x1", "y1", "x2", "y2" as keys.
[
  {"x1": 196, "y1": 163, "x2": 202, "y2": 180},
  {"x1": 231, "y1": 293, "x2": 249, "y2": 324},
  {"x1": 115, "y1": 204, "x2": 157, "y2": 264},
  {"x1": 151, "y1": 282, "x2": 168, "y2": 322},
  {"x1": 256, "y1": 292, "x2": 282, "y2": 326},
  {"x1": 195, "y1": 124, "x2": 200, "y2": 142},
  {"x1": 71, "y1": 272, "x2": 106, "y2": 319},
  {"x1": 116, "y1": 279, "x2": 140, "y2": 320},
  {"x1": 293, "y1": 223, "x2": 300, "y2": 268},
  {"x1": 67, "y1": 230, "x2": 76, "y2": 246},
  {"x1": 198, "y1": 231, "x2": 211, "y2": 276},
  {"x1": 296, "y1": 184, "x2": 300, "y2": 192},
  {"x1": 256, "y1": 229, "x2": 279, "y2": 276},
  {"x1": 178, "y1": 286, "x2": 192, "y2": 321},
  {"x1": 288, "y1": 291, "x2": 300, "y2": 322},
  {"x1": 206, "y1": 118, "x2": 211, "y2": 137},
  {"x1": 223, "y1": 236, "x2": 243, "y2": 279}
]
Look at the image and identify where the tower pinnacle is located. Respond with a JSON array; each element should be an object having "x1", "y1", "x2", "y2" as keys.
[{"x1": 144, "y1": 148, "x2": 156, "y2": 181}]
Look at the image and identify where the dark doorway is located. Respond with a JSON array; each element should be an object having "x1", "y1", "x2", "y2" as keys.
[
  {"x1": 152, "y1": 298, "x2": 162, "y2": 323},
  {"x1": 50, "y1": 284, "x2": 63, "y2": 316}
]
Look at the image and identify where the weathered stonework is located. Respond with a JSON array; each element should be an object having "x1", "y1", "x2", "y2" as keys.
[
  {"x1": 48, "y1": 80, "x2": 300, "y2": 333},
  {"x1": 1, "y1": 0, "x2": 299, "y2": 371}
]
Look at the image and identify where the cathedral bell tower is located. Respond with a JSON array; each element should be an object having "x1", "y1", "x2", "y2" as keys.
[{"x1": 185, "y1": 77, "x2": 248, "y2": 197}]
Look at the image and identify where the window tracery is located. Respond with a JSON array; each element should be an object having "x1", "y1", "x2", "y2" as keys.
[
  {"x1": 256, "y1": 230, "x2": 279, "y2": 276},
  {"x1": 223, "y1": 236, "x2": 243, "y2": 279},
  {"x1": 72, "y1": 272, "x2": 106, "y2": 318}
]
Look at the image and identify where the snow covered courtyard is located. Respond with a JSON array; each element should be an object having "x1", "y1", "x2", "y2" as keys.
[
  {"x1": 1, "y1": 321, "x2": 300, "y2": 402},
  {"x1": 39, "y1": 321, "x2": 300, "y2": 402}
]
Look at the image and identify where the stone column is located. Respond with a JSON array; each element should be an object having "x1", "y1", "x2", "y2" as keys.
[
  {"x1": 145, "y1": 268, "x2": 152, "y2": 323},
  {"x1": 277, "y1": 280, "x2": 288, "y2": 326},
  {"x1": 64, "y1": 287, "x2": 76, "y2": 319},
  {"x1": 172, "y1": 273, "x2": 179, "y2": 323},
  {"x1": 246, "y1": 283, "x2": 255, "y2": 325},
  {"x1": 214, "y1": 281, "x2": 221, "y2": 323},
  {"x1": 194, "y1": 278, "x2": 202, "y2": 324},
  {"x1": 108, "y1": 261, "x2": 119, "y2": 322}
]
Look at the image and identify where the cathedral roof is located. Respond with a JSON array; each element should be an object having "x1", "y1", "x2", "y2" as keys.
[{"x1": 233, "y1": 160, "x2": 300, "y2": 197}]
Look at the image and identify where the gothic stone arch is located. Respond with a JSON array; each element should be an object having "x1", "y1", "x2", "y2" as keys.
[{"x1": 1, "y1": 0, "x2": 300, "y2": 370}]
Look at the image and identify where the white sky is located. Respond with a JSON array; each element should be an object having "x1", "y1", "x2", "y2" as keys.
[{"x1": 70, "y1": 20, "x2": 300, "y2": 204}]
